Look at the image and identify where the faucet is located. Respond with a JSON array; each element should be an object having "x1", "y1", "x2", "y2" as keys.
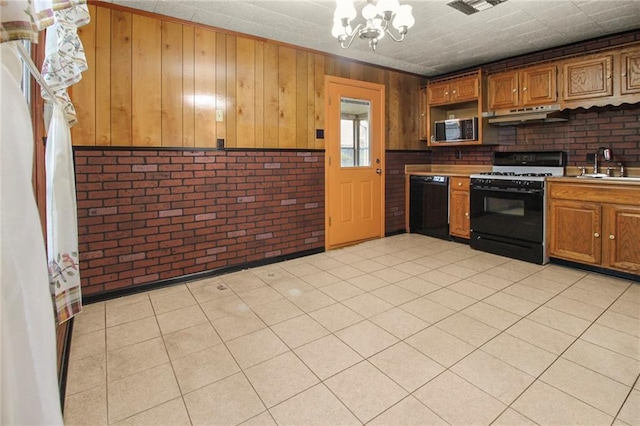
[{"x1": 593, "y1": 147, "x2": 612, "y2": 175}]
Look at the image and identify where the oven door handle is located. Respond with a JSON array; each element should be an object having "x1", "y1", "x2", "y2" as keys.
[{"x1": 471, "y1": 186, "x2": 544, "y2": 195}]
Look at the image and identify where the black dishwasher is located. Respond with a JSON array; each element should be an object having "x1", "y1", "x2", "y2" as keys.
[{"x1": 409, "y1": 175, "x2": 450, "y2": 240}]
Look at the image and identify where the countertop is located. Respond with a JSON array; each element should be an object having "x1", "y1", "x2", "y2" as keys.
[
  {"x1": 405, "y1": 164, "x2": 491, "y2": 177},
  {"x1": 548, "y1": 176, "x2": 640, "y2": 186}
]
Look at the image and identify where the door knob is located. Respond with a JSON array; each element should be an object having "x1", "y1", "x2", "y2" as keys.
[{"x1": 376, "y1": 168, "x2": 382, "y2": 175}]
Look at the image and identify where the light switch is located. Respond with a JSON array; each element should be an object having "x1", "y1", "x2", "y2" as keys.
[{"x1": 216, "y1": 110, "x2": 224, "y2": 122}]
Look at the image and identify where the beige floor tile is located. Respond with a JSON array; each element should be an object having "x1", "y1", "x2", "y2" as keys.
[
  {"x1": 406, "y1": 326, "x2": 475, "y2": 367},
  {"x1": 484, "y1": 292, "x2": 539, "y2": 316},
  {"x1": 370, "y1": 308, "x2": 429, "y2": 339},
  {"x1": 563, "y1": 339, "x2": 640, "y2": 387},
  {"x1": 506, "y1": 318, "x2": 575, "y2": 355},
  {"x1": 149, "y1": 288, "x2": 196, "y2": 315},
  {"x1": 347, "y1": 274, "x2": 391, "y2": 292},
  {"x1": 115, "y1": 397, "x2": 190, "y2": 425},
  {"x1": 172, "y1": 343, "x2": 240, "y2": 394},
  {"x1": 65, "y1": 353, "x2": 106, "y2": 396},
  {"x1": 417, "y1": 269, "x2": 461, "y2": 286},
  {"x1": 368, "y1": 395, "x2": 447, "y2": 426},
  {"x1": 544, "y1": 295, "x2": 605, "y2": 321},
  {"x1": 240, "y1": 411, "x2": 276, "y2": 426},
  {"x1": 237, "y1": 286, "x2": 283, "y2": 309},
  {"x1": 271, "y1": 314, "x2": 329, "y2": 349},
  {"x1": 414, "y1": 371, "x2": 506, "y2": 425},
  {"x1": 394, "y1": 261, "x2": 433, "y2": 276},
  {"x1": 610, "y1": 299, "x2": 640, "y2": 320},
  {"x1": 371, "y1": 254, "x2": 406, "y2": 267},
  {"x1": 448, "y1": 280, "x2": 497, "y2": 300},
  {"x1": 300, "y1": 271, "x2": 343, "y2": 288},
  {"x1": 163, "y1": 322, "x2": 222, "y2": 361},
  {"x1": 574, "y1": 274, "x2": 630, "y2": 298},
  {"x1": 309, "y1": 303, "x2": 364, "y2": 332},
  {"x1": 436, "y1": 313, "x2": 500, "y2": 347},
  {"x1": 412, "y1": 256, "x2": 450, "y2": 270},
  {"x1": 107, "y1": 337, "x2": 169, "y2": 382},
  {"x1": 502, "y1": 283, "x2": 555, "y2": 304},
  {"x1": 620, "y1": 284, "x2": 640, "y2": 305},
  {"x1": 269, "y1": 384, "x2": 360, "y2": 426},
  {"x1": 582, "y1": 323, "x2": 640, "y2": 360},
  {"x1": 426, "y1": 288, "x2": 476, "y2": 311},
  {"x1": 73, "y1": 307, "x2": 105, "y2": 336},
  {"x1": 320, "y1": 281, "x2": 364, "y2": 301},
  {"x1": 481, "y1": 333, "x2": 557, "y2": 377},
  {"x1": 518, "y1": 274, "x2": 573, "y2": 294},
  {"x1": 371, "y1": 267, "x2": 413, "y2": 284},
  {"x1": 512, "y1": 380, "x2": 613, "y2": 425},
  {"x1": 327, "y1": 264, "x2": 366, "y2": 280},
  {"x1": 351, "y1": 258, "x2": 389, "y2": 273},
  {"x1": 107, "y1": 363, "x2": 180, "y2": 424},
  {"x1": 186, "y1": 277, "x2": 234, "y2": 303},
  {"x1": 294, "y1": 334, "x2": 363, "y2": 380},
  {"x1": 69, "y1": 328, "x2": 105, "y2": 362},
  {"x1": 183, "y1": 372, "x2": 266, "y2": 425},
  {"x1": 327, "y1": 251, "x2": 365, "y2": 265},
  {"x1": 532, "y1": 264, "x2": 587, "y2": 285},
  {"x1": 211, "y1": 310, "x2": 267, "y2": 341},
  {"x1": 484, "y1": 265, "x2": 531, "y2": 282},
  {"x1": 222, "y1": 270, "x2": 268, "y2": 292},
  {"x1": 395, "y1": 276, "x2": 441, "y2": 296},
  {"x1": 336, "y1": 320, "x2": 398, "y2": 358},
  {"x1": 227, "y1": 328, "x2": 289, "y2": 370},
  {"x1": 156, "y1": 305, "x2": 207, "y2": 335},
  {"x1": 561, "y1": 286, "x2": 618, "y2": 309},
  {"x1": 597, "y1": 310, "x2": 640, "y2": 337},
  {"x1": 147, "y1": 284, "x2": 188, "y2": 298},
  {"x1": 244, "y1": 351, "x2": 319, "y2": 408},
  {"x1": 342, "y1": 293, "x2": 393, "y2": 318},
  {"x1": 64, "y1": 384, "x2": 107, "y2": 426},
  {"x1": 617, "y1": 389, "x2": 640, "y2": 426},
  {"x1": 199, "y1": 294, "x2": 248, "y2": 321},
  {"x1": 371, "y1": 284, "x2": 419, "y2": 306},
  {"x1": 491, "y1": 408, "x2": 537, "y2": 426},
  {"x1": 467, "y1": 272, "x2": 514, "y2": 291},
  {"x1": 461, "y1": 302, "x2": 520, "y2": 330},
  {"x1": 106, "y1": 316, "x2": 160, "y2": 351},
  {"x1": 105, "y1": 293, "x2": 150, "y2": 309},
  {"x1": 438, "y1": 264, "x2": 478, "y2": 279},
  {"x1": 541, "y1": 358, "x2": 631, "y2": 416},
  {"x1": 370, "y1": 342, "x2": 444, "y2": 392},
  {"x1": 325, "y1": 361, "x2": 408, "y2": 423},
  {"x1": 106, "y1": 298, "x2": 155, "y2": 328},
  {"x1": 455, "y1": 256, "x2": 497, "y2": 273},
  {"x1": 250, "y1": 298, "x2": 304, "y2": 326},
  {"x1": 287, "y1": 289, "x2": 336, "y2": 312},
  {"x1": 270, "y1": 277, "x2": 315, "y2": 297},
  {"x1": 526, "y1": 305, "x2": 591, "y2": 337},
  {"x1": 452, "y1": 350, "x2": 535, "y2": 404},
  {"x1": 399, "y1": 297, "x2": 455, "y2": 324},
  {"x1": 305, "y1": 253, "x2": 346, "y2": 270}
]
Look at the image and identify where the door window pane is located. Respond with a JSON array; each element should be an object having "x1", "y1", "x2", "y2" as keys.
[{"x1": 340, "y1": 98, "x2": 371, "y2": 168}]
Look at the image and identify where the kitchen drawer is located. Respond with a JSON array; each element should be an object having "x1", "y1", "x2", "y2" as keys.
[{"x1": 451, "y1": 177, "x2": 470, "y2": 191}]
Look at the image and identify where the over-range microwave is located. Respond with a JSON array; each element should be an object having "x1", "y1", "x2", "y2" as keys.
[{"x1": 433, "y1": 117, "x2": 478, "y2": 142}]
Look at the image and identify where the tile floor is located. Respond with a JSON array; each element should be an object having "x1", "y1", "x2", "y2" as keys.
[{"x1": 63, "y1": 234, "x2": 640, "y2": 425}]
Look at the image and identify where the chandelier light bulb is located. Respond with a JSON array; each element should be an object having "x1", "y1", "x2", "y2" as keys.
[
  {"x1": 376, "y1": 0, "x2": 400, "y2": 15},
  {"x1": 392, "y1": 5, "x2": 415, "y2": 30},
  {"x1": 335, "y1": 0, "x2": 357, "y2": 21},
  {"x1": 361, "y1": 3, "x2": 378, "y2": 20},
  {"x1": 331, "y1": 19, "x2": 346, "y2": 38}
]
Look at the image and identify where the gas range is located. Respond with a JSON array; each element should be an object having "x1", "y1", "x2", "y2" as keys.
[{"x1": 470, "y1": 152, "x2": 566, "y2": 188}]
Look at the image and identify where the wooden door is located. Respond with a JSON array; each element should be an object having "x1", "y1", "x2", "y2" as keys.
[
  {"x1": 603, "y1": 205, "x2": 640, "y2": 274},
  {"x1": 521, "y1": 65, "x2": 557, "y2": 106},
  {"x1": 451, "y1": 76, "x2": 479, "y2": 103},
  {"x1": 488, "y1": 71, "x2": 519, "y2": 110},
  {"x1": 325, "y1": 76, "x2": 385, "y2": 249},
  {"x1": 563, "y1": 55, "x2": 613, "y2": 101},
  {"x1": 548, "y1": 200, "x2": 601, "y2": 265},
  {"x1": 621, "y1": 49, "x2": 640, "y2": 95},
  {"x1": 449, "y1": 177, "x2": 470, "y2": 238},
  {"x1": 427, "y1": 81, "x2": 450, "y2": 105}
]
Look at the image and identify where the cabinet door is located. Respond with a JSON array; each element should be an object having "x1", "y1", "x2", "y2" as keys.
[
  {"x1": 520, "y1": 65, "x2": 557, "y2": 106},
  {"x1": 419, "y1": 87, "x2": 428, "y2": 140},
  {"x1": 621, "y1": 49, "x2": 640, "y2": 95},
  {"x1": 563, "y1": 55, "x2": 613, "y2": 101},
  {"x1": 548, "y1": 200, "x2": 601, "y2": 265},
  {"x1": 488, "y1": 71, "x2": 518, "y2": 110},
  {"x1": 427, "y1": 82, "x2": 450, "y2": 105},
  {"x1": 451, "y1": 76, "x2": 479, "y2": 103},
  {"x1": 449, "y1": 178, "x2": 470, "y2": 238},
  {"x1": 603, "y1": 205, "x2": 640, "y2": 274}
]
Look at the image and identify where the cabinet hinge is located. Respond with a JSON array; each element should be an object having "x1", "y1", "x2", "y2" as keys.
[{"x1": 329, "y1": 217, "x2": 332, "y2": 226}]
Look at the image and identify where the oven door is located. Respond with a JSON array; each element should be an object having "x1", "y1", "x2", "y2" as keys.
[{"x1": 470, "y1": 185, "x2": 544, "y2": 243}]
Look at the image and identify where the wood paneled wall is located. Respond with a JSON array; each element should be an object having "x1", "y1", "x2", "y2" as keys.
[{"x1": 72, "y1": 4, "x2": 424, "y2": 150}]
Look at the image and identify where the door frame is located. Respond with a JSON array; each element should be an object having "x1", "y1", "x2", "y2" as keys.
[{"x1": 324, "y1": 75, "x2": 386, "y2": 249}]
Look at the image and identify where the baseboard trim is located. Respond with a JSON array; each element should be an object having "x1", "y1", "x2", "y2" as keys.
[{"x1": 550, "y1": 258, "x2": 640, "y2": 282}]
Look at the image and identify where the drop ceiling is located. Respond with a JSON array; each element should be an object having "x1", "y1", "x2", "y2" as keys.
[{"x1": 101, "y1": 0, "x2": 640, "y2": 76}]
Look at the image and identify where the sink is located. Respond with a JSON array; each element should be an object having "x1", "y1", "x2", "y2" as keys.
[{"x1": 576, "y1": 175, "x2": 640, "y2": 182}]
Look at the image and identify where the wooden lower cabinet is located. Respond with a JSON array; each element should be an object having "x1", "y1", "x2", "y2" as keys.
[
  {"x1": 548, "y1": 181, "x2": 640, "y2": 275},
  {"x1": 449, "y1": 177, "x2": 470, "y2": 238}
]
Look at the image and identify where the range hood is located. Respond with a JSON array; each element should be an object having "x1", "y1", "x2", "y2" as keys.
[{"x1": 484, "y1": 104, "x2": 569, "y2": 126}]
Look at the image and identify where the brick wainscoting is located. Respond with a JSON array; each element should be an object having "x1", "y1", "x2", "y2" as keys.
[{"x1": 75, "y1": 149, "x2": 325, "y2": 296}]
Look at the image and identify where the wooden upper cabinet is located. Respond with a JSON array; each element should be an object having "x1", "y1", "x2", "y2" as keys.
[
  {"x1": 427, "y1": 75, "x2": 478, "y2": 106},
  {"x1": 621, "y1": 48, "x2": 640, "y2": 95},
  {"x1": 562, "y1": 54, "x2": 613, "y2": 101},
  {"x1": 488, "y1": 65, "x2": 556, "y2": 110}
]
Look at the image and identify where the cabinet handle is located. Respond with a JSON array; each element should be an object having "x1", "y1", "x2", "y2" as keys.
[
  {"x1": 445, "y1": 91, "x2": 449, "y2": 95},
  {"x1": 465, "y1": 212, "x2": 469, "y2": 218},
  {"x1": 452, "y1": 90, "x2": 457, "y2": 94},
  {"x1": 522, "y1": 87, "x2": 527, "y2": 91},
  {"x1": 609, "y1": 235, "x2": 615, "y2": 240},
  {"x1": 594, "y1": 232, "x2": 600, "y2": 238},
  {"x1": 607, "y1": 75, "x2": 611, "y2": 79},
  {"x1": 458, "y1": 182, "x2": 462, "y2": 186},
  {"x1": 512, "y1": 88, "x2": 517, "y2": 92},
  {"x1": 622, "y1": 72, "x2": 627, "y2": 76}
]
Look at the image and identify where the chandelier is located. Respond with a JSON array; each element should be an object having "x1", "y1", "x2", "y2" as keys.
[{"x1": 331, "y1": 0, "x2": 415, "y2": 51}]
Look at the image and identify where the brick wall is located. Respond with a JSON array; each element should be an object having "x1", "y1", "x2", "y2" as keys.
[
  {"x1": 431, "y1": 104, "x2": 640, "y2": 165},
  {"x1": 385, "y1": 150, "x2": 432, "y2": 233},
  {"x1": 75, "y1": 149, "x2": 325, "y2": 296}
]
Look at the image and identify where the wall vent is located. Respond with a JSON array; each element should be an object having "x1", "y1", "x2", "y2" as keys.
[{"x1": 447, "y1": 0, "x2": 508, "y2": 15}]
